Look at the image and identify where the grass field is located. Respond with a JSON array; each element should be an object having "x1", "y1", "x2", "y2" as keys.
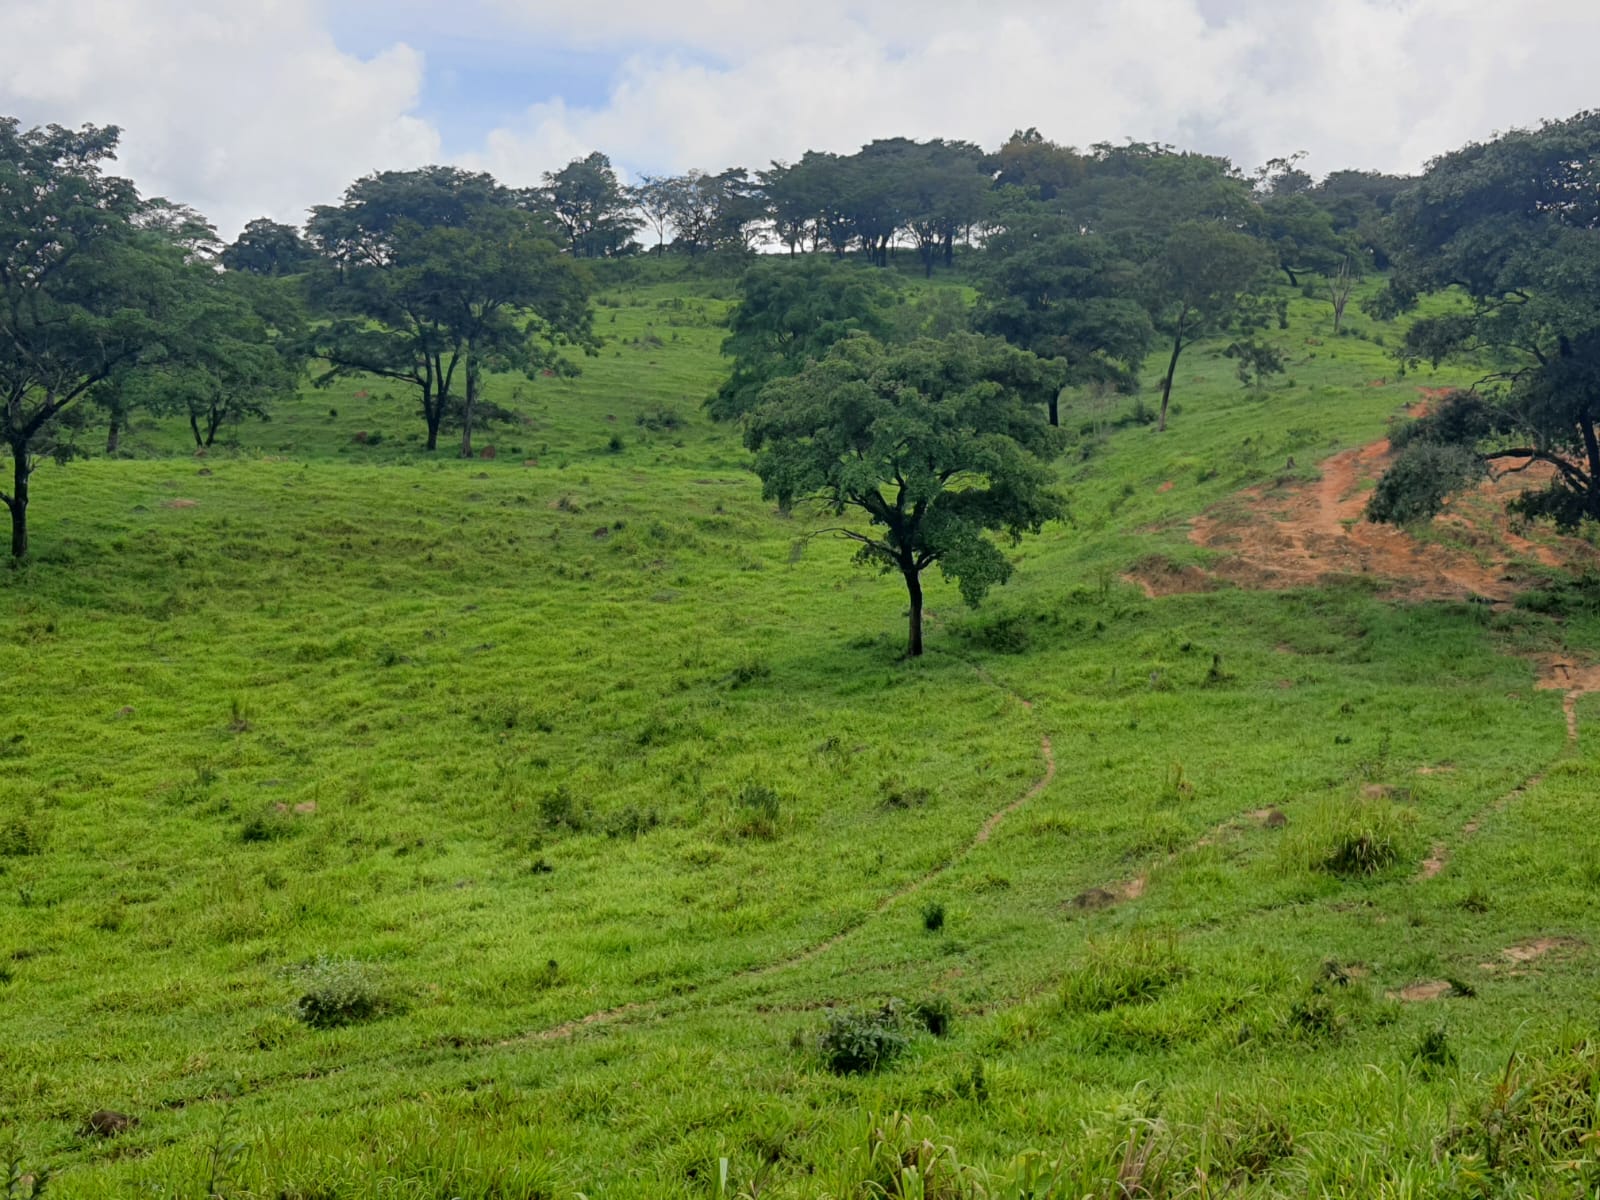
[{"x1": 5, "y1": 265, "x2": 1600, "y2": 1198}]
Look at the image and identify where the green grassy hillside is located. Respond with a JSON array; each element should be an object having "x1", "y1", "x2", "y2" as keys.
[{"x1": 5, "y1": 271, "x2": 1600, "y2": 1198}]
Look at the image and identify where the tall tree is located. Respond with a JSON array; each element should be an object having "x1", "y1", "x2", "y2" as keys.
[
  {"x1": 542, "y1": 151, "x2": 640, "y2": 258},
  {"x1": 148, "y1": 273, "x2": 306, "y2": 447},
  {"x1": 221, "y1": 217, "x2": 313, "y2": 275},
  {"x1": 427, "y1": 208, "x2": 595, "y2": 456},
  {"x1": 306, "y1": 167, "x2": 589, "y2": 453},
  {"x1": 1367, "y1": 110, "x2": 1600, "y2": 530},
  {"x1": 745, "y1": 333, "x2": 1066, "y2": 657},
  {"x1": 988, "y1": 128, "x2": 1087, "y2": 202},
  {"x1": 901, "y1": 139, "x2": 990, "y2": 275},
  {"x1": 1253, "y1": 193, "x2": 1347, "y2": 286},
  {"x1": 1068, "y1": 143, "x2": 1258, "y2": 261},
  {"x1": 710, "y1": 258, "x2": 896, "y2": 420},
  {"x1": 658, "y1": 168, "x2": 762, "y2": 256},
  {"x1": 0, "y1": 119, "x2": 192, "y2": 559},
  {"x1": 629, "y1": 175, "x2": 677, "y2": 255},
  {"x1": 1143, "y1": 221, "x2": 1275, "y2": 432},
  {"x1": 973, "y1": 211, "x2": 1153, "y2": 423}
]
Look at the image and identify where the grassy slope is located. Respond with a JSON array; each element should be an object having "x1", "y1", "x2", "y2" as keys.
[{"x1": 4, "y1": 268, "x2": 1600, "y2": 1198}]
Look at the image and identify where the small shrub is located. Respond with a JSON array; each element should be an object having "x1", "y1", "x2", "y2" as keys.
[
  {"x1": 817, "y1": 1002, "x2": 909, "y2": 1074},
  {"x1": 537, "y1": 786, "x2": 586, "y2": 832},
  {"x1": 1444, "y1": 1041, "x2": 1600, "y2": 1176},
  {"x1": 606, "y1": 433, "x2": 625, "y2": 453},
  {"x1": 968, "y1": 612, "x2": 1031, "y2": 654},
  {"x1": 1160, "y1": 761, "x2": 1195, "y2": 805},
  {"x1": 1281, "y1": 965, "x2": 1379, "y2": 1043},
  {"x1": 922, "y1": 901, "x2": 946, "y2": 933},
  {"x1": 3, "y1": 1154, "x2": 50, "y2": 1197},
  {"x1": 239, "y1": 810, "x2": 295, "y2": 844},
  {"x1": 602, "y1": 804, "x2": 659, "y2": 840},
  {"x1": 291, "y1": 955, "x2": 390, "y2": 1029},
  {"x1": 1061, "y1": 930, "x2": 1186, "y2": 1013},
  {"x1": 0, "y1": 812, "x2": 43, "y2": 857},
  {"x1": 1204, "y1": 1102, "x2": 1295, "y2": 1180},
  {"x1": 635, "y1": 405, "x2": 683, "y2": 431},
  {"x1": 1413, "y1": 1026, "x2": 1457, "y2": 1072},
  {"x1": 909, "y1": 995, "x2": 954, "y2": 1037},
  {"x1": 727, "y1": 659, "x2": 771, "y2": 688},
  {"x1": 248, "y1": 1011, "x2": 300, "y2": 1050},
  {"x1": 880, "y1": 775, "x2": 932, "y2": 810}
]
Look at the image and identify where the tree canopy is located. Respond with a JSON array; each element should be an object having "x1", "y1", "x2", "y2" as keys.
[
  {"x1": 710, "y1": 258, "x2": 898, "y2": 421},
  {"x1": 745, "y1": 333, "x2": 1066, "y2": 656},
  {"x1": 1368, "y1": 110, "x2": 1600, "y2": 530},
  {"x1": 306, "y1": 167, "x2": 593, "y2": 454},
  {"x1": 0, "y1": 119, "x2": 200, "y2": 558}
]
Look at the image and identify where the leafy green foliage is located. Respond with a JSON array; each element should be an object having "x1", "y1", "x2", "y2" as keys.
[
  {"x1": 1060, "y1": 931, "x2": 1187, "y2": 1013},
  {"x1": 1372, "y1": 110, "x2": 1600, "y2": 529},
  {"x1": 291, "y1": 955, "x2": 392, "y2": 1029},
  {"x1": 0, "y1": 118, "x2": 197, "y2": 557},
  {"x1": 306, "y1": 167, "x2": 594, "y2": 453},
  {"x1": 1145, "y1": 221, "x2": 1276, "y2": 430},
  {"x1": 221, "y1": 217, "x2": 313, "y2": 276},
  {"x1": 973, "y1": 211, "x2": 1153, "y2": 418},
  {"x1": 745, "y1": 333, "x2": 1066, "y2": 654},
  {"x1": 816, "y1": 1002, "x2": 910, "y2": 1074},
  {"x1": 709, "y1": 257, "x2": 896, "y2": 420},
  {"x1": 1282, "y1": 794, "x2": 1418, "y2": 876}
]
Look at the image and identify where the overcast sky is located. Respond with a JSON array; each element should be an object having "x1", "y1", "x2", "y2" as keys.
[{"x1": 3, "y1": 0, "x2": 1596, "y2": 237}]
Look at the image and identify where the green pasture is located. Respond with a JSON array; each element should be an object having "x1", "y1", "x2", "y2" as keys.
[{"x1": 4, "y1": 274, "x2": 1600, "y2": 1198}]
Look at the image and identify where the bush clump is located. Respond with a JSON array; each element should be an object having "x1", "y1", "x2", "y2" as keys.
[
  {"x1": 817, "y1": 1001, "x2": 910, "y2": 1074},
  {"x1": 291, "y1": 955, "x2": 392, "y2": 1029}
]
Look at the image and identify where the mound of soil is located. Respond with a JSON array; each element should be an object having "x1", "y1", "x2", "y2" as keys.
[{"x1": 1170, "y1": 410, "x2": 1595, "y2": 603}]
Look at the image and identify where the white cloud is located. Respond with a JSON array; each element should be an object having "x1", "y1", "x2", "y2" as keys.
[
  {"x1": 479, "y1": 0, "x2": 1600, "y2": 184},
  {"x1": 5, "y1": 0, "x2": 1600, "y2": 237},
  {"x1": 0, "y1": 0, "x2": 440, "y2": 237}
]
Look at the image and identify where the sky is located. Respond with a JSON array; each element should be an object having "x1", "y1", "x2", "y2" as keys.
[{"x1": 2, "y1": 0, "x2": 1597, "y2": 238}]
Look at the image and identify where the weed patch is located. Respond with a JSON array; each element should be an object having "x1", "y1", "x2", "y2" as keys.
[{"x1": 1061, "y1": 930, "x2": 1187, "y2": 1013}]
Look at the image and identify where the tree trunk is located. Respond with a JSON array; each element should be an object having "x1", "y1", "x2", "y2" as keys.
[
  {"x1": 904, "y1": 567, "x2": 924, "y2": 658},
  {"x1": 189, "y1": 412, "x2": 204, "y2": 447},
  {"x1": 106, "y1": 414, "x2": 121, "y2": 455},
  {"x1": 423, "y1": 382, "x2": 441, "y2": 452},
  {"x1": 461, "y1": 358, "x2": 479, "y2": 459},
  {"x1": 1048, "y1": 391, "x2": 1060, "y2": 427},
  {"x1": 1284, "y1": 266, "x2": 1299, "y2": 287},
  {"x1": 1158, "y1": 330, "x2": 1184, "y2": 433},
  {"x1": 7, "y1": 450, "x2": 28, "y2": 560},
  {"x1": 1580, "y1": 411, "x2": 1600, "y2": 517}
]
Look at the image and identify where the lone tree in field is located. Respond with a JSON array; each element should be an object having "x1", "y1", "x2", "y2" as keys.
[
  {"x1": 745, "y1": 333, "x2": 1066, "y2": 657},
  {"x1": 0, "y1": 119, "x2": 193, "y2": 559},
  {"x1": 1143, "y1": 221, "x2": 1275, "y2": 432},
  {"x1": 1367, "y1": 110, "x2": 1600, "y2": 530}
]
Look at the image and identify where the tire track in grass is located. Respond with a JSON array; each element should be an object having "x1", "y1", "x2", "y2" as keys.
[
  {"x1": 1425, "y1": 656, "x2": 1596, "y2": 873},
  {"x1": 508, "y1": 684, "x2": 1055, "y2": 1045}
]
